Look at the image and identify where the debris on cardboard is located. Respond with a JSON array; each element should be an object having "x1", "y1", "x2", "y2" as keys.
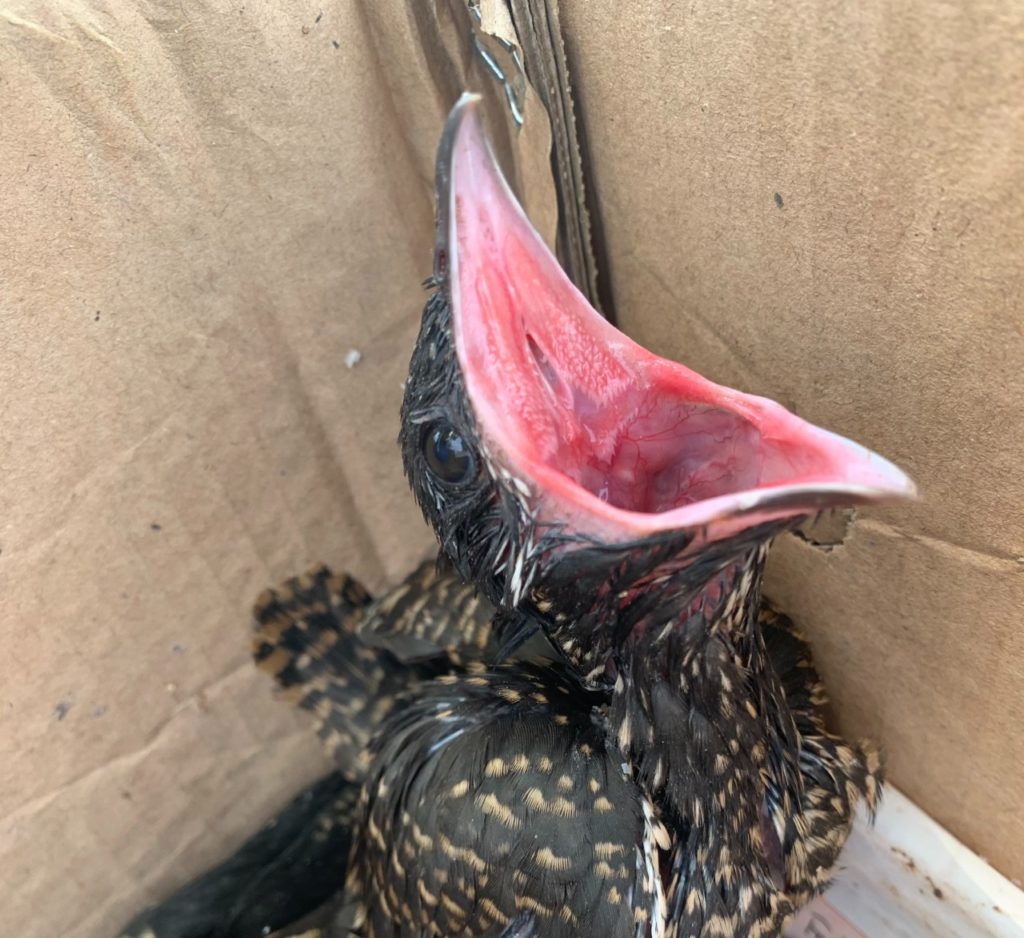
[
  {"x1": 793, "y1": 509, "x2": 856, "y2": 551},
  {"x1": 2, "y1": 1, "x2": 1022, "y2": 936}
]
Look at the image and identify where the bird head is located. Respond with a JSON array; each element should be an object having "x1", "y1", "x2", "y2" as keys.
[{"x1": 401, "y1": 94, "x2": 915, "y2": 671}]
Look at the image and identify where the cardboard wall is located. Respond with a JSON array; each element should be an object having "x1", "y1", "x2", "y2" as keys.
[
  {"x1": 560, "y1": 0, "x2": 1024, "y2": 881},
  {"x1": 2, "y1": 4, "x2": 432, "y2": 936},
  {"x1": 1, "y1": 2, "x2": 1021, "y2": 936}
]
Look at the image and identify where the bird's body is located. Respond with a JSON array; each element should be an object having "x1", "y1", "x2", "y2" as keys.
[
  {"x1": 119, "y1": 94, "x2": 910, "y2": 938},
  {"x1": 330, "y1": 555, "x2": 881, "y2": 938},
  {"x1": 126, "y1": 548, "x2": 879, "y2": 937},
  {"x1": 354, "y1": 661, "x2": 661, "y2": 938},
  {"x1": 120, "y1": 544, "x2": 879, "y2": 938},
  {"x1": 250, "y1": 561, "x2": 664, "y2": 937}
]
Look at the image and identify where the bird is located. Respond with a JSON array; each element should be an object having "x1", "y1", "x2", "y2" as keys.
[
  {"x1": 380, "y1": 92, "x2": 914, "y2": 936},
  {"x1": 118, "y1": 92, "x2": 915, "y2": 938}
]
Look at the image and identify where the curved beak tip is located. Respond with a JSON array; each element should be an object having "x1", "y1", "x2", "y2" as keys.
[{"x1": 862, "y1": 449, "x2": 919, "y2": 503}]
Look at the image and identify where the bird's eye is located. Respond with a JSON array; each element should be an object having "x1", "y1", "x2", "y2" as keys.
[{"x1": 424, "y1": 423, "x2": 476, "y2": 484}]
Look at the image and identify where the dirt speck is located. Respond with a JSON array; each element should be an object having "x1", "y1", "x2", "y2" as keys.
[
  {"x1": 54, "y1": 700, "x2": 72, "y2": 721},
  {"x1": 890, "y1": 845, "x2": 917, "y2": 872}
]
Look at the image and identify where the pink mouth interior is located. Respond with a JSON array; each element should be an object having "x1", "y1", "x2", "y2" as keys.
[
  {"x1": 546, "y1": 393, "x2": 761, "y2": 515},
  {"x1": 458, "y1": 228, "x2": 839, "y2": 517},
  {"x1": 522, "y1": 331, "x2": 808, "y2": 514},
  {"x1": 447, "y1": 101, "x2": 915, "y2": 539}
]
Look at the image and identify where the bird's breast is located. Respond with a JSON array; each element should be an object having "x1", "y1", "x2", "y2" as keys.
[{"x1": 354, "y1": 665, "x2": 665, "y2": 938}]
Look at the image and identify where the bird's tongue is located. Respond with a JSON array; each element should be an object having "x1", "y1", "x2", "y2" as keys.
[{"x1": 443, "y1": 96, "x2": 915, "y2": 545}]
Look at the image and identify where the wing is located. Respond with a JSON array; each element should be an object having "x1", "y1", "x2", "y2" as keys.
[
  {"x1": 117, "y1": 772, "x2": 358, "y2": 938},
  {"x1": 356, "y1": 554, "x2": 497, "y2": 662},
  {"x1": 759, "y1": 600, "x2": 883, "y2": 903},
  {"x1": 252, "y1": 564, "x2": 436, "y2": 777}
]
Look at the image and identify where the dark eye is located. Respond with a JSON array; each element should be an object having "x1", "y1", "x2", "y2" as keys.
[{"x1": 424, "y1": 423, "x2": 476, "y2": 484}]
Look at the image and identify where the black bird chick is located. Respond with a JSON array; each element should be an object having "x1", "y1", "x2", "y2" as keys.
[
  {"x1": 120, "y1": 94, "x2": 915, "y2": 938},
  {"x1": 388, "y1": 93, "x2": 916, "y2": 936}
]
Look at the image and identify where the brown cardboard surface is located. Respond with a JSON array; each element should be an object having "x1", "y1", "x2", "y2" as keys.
[
  {"x1": 0, "y1": 3, "x2": 556, "y2": 936},
  {"x1": 2, "y1": 2, "x2": 1022, "y2": 936},
  {"x1": 559, "y1": 0, "x2": 1024, "y2": 879}
]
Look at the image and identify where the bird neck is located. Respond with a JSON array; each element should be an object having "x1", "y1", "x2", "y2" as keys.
[
  {"x1": 609, "y1": 543, "x2": 771, "y2": 760},
  {"x1": 607, "y1": 542, "x2": 797, "y2": 887}
]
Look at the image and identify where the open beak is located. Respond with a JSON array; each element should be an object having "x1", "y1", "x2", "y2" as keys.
[{"x1": 437, "y1": 93, "x2": 916, "y2": 548}]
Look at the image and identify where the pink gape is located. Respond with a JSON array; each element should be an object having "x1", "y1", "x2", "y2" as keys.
[{"x1": 447, "y1": 97, "x2": 915, "y2": 550}]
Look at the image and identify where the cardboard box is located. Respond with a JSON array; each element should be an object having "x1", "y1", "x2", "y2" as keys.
[{"x1": 2, "y1": 2, "x2": 1021, "y2": 935}]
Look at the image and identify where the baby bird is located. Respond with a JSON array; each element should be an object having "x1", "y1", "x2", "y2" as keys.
[{"x1": 119, "y1": 94, "x2": 914, "y2": 938}]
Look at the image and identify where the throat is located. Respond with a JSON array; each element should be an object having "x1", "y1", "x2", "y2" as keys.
[
  {"x1": 609, "y1": 546, "x2": 769, "y2": 760},
  {"x1": 605, "y1": 542, "x2": 802, "y2": 904},
  {"x1": 627, "y1": 544, "x2": 768, "y2": 651},
  {"x1": 540, "y1": 527, "x2": 784, "y2": 685},
  {"x1": 608, "y1": 542, "x2": 789, "y2": 815}
]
